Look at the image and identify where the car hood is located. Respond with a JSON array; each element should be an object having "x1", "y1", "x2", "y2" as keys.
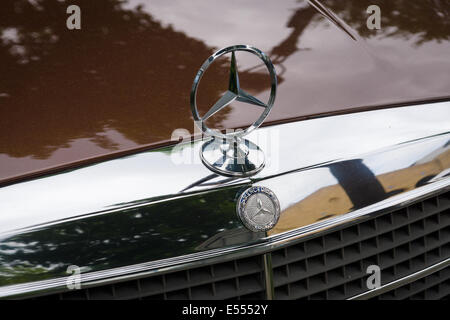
[{"x1": 1, "y1": 0, "x2": 449, "y2": 184}]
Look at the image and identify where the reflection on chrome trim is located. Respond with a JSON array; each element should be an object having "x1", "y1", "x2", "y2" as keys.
[
  {"x1": 0, "y1": 101, "x2": 449, "y2": 296},
  {"x1": 262, "y1": 134, "x2": 450, "y2": 236},
  {"x1": 348, "y1": 258, "x2": 450, "y2": 300}
]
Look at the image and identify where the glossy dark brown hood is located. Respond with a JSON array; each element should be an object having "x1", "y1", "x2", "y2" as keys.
[{"x1": 1, "y1": 0, "x2": 449, "y2": 184}]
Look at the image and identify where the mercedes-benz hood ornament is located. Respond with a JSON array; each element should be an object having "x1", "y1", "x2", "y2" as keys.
[{"x1": 190, "y1": 45, "x2": 277, "y2": 177}]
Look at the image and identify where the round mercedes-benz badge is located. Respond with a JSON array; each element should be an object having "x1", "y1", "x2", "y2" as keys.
[{"x1": 237, "y1": 186, "x2": 280, "y2": 232}]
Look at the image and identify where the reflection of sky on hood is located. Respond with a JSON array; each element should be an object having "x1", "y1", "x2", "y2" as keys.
[{"x1": 124, "y1": 0, "x2": 302, "y2": 51}]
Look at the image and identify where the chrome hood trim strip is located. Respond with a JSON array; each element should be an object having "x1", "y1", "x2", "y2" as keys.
[{"x1": 1, "y1": 102, "x2": 448, "y2": 236}]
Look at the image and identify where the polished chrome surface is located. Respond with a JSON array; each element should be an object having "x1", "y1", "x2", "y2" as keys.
[
  {"x1": 0, "y1": 102, "x2": 449, "y2": 296},
  {"x1": 200, "y1": 137, "x2": 266, "y2": 177},
  {"x1": 191, "y1": 45, "x2": 277, "y2": 176},
  {"x1": 237, "y1": 186, "x2": 280, "y2": 232},
  {"x1": 1, "y1": 102, "x2": 448, "y2": 236},
  {"x1": 348, "y1": 257, "x2": 450, "y2": 300},
  {"x1": 262, "y1": 134, "x2": 450, "y2": 236}
]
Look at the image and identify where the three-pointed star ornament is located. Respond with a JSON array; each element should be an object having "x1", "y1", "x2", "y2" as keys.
[
  {"x1": 201, "y1": 51, "x2": 268, "y2": 122},
  {"x1": 190, "y1": 45, "x2": 277, "y2": 177}
]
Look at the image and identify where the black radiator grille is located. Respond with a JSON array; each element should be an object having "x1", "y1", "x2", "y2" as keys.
[
  {"x1": 272, "y1": 191, "x2": 450, "y2": 299},
  {"x1": 40, "y1": 256, "x2": 266, "y2": 300},
  {"x1": 31, "y1": 190, "x2": 449, "y2": 300}
]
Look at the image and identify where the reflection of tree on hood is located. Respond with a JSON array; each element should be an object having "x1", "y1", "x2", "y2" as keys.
[
  {"x1": 322, "y1": 0, "x2": 450, "y2": 45},
  {"x1": 270, "y1": 5, "x2": 317, "y2": 65},
  {"x1": 0, "y1": 0, "x2": 448, "y2": 161},
  {"x1": 270, "y1": 0, "x2": 450, "y2": 65},
  {"x1": 0, "y1": 0, "x2": 275, "y2": 160}
]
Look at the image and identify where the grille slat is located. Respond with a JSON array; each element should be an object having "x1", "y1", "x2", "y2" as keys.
[{"x1": 30, "y1": 190, "x2": 449, "y2": 300}]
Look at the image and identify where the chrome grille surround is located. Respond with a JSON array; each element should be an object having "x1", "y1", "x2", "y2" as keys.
[{"x1": 16, "y1": 189, "x2": 450, "y2": 300}]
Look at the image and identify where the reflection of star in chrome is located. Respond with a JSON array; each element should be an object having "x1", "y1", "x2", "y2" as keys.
[
  {"x1": 252, "y1": 197, "x2": 272, "y2": 219},
  {"x1": 201, "y1": 51, "x2": 268, "y2": 121}
]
